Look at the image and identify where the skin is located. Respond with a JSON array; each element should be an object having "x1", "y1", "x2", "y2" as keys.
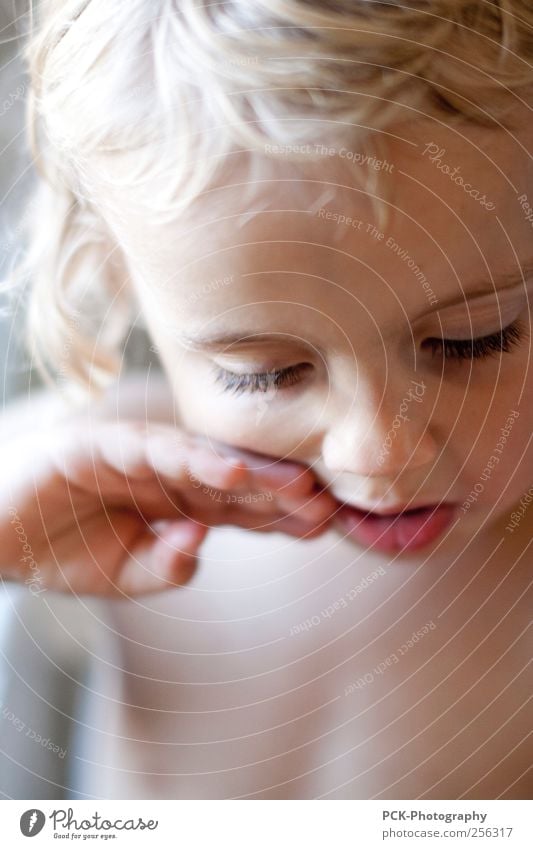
[
  {"x1": 3, "y1": 110, "x2": 530, "y2": 801},
  {"x1": 90, "y1": 110, "x2": 533, "y2": 564},
  {"x1": 0, "y1": 390, "x2": 337, "y2": 596}
]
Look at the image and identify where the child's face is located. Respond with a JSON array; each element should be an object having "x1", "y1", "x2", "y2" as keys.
[{"x1": 96, "y1": 114, "x2": 533, "y2": 550}]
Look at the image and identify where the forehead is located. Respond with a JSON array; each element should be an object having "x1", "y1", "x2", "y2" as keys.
[{"x1": 95, "y1": 113, "x2": 533, "y2": 311}]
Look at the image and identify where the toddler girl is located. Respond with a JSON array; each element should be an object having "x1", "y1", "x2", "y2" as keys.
[{"x1": 2, "y1": 0, "x2": 532, "y2": 799}]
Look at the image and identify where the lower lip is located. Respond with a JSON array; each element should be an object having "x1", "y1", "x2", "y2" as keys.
[{"x1": 335, "y1": 503, "x2": 459, "y2": 553}]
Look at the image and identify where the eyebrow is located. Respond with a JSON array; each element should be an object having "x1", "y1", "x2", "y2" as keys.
[
  {"x1": 426, "y1": 261, "x2": 533, "y2": 314},
  {"x1": 178, "y1": 261, "x2": 533, "y2": 350},
  {"x1": 177, "y1": 331, "x2": 320, "y2": 353}
]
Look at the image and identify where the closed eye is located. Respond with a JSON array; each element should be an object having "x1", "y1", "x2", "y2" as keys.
[
  {"x1": 212, "y1": 319, "x2": 527, "y2": 396},
  {"x1": 422, "y1": 319, "x2": 526, "y2": 361},
  {"x1": 213, "y1": 362, "x2": 313, "y2": 395}
]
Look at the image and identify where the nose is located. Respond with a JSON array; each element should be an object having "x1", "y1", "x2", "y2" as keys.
[{"x1": 321, "y1": 376, "x2": 439, "y2": 478}]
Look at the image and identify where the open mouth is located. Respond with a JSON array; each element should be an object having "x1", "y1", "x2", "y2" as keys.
[{"x1": 335, "y1": 501, "x2": 459, "y2": 553}]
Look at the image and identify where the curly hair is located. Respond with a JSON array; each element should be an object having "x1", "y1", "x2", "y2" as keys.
[{"x1": 9, "y1": 0, "x2": 533, "y2": 396}]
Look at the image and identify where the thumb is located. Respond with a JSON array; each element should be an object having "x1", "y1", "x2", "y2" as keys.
[{"x1": 118, "y1": 519, "x2": 209, "y2": 596}]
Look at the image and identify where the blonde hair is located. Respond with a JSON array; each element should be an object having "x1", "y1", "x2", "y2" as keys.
[{"x1": 10, "y1": 0, "x2": 533, "y2": 397}]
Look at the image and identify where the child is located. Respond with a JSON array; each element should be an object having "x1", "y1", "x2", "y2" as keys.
[{"x1": 2, "y1": 0, "x2": 531, "y2": 799}]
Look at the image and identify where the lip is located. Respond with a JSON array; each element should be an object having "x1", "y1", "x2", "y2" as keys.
[
  {"x1": 336, "y1": 501, "x2": 444, "y2": 517},
  {"x1": 334, "y1": 501, "x2": 459, "y2": 553}
]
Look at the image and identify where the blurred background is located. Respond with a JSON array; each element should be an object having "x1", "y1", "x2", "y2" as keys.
[
  {"x1": 0, "y1": 2, "x2": 102, "y2": 800},
  {"x1": 0, "y1": 1, "x2": 33, "y2": 398}
]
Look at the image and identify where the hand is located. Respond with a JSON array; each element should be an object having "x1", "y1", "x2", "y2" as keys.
[{"x1": 0, "y1": 417, "x2": 337, "y2": 597}]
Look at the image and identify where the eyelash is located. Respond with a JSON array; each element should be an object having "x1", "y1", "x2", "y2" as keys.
[
  {"x1": 213, "y1": 320, "x2": 527, "y2": 396},
  {"x1": 424, "y1": 319, "x2": 526, "y2": 361},
  {"x1": 213, "y1": 362, "x2": 311, "y2": 396}
]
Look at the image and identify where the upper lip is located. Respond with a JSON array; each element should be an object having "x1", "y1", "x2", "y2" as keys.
[{"x1": 336, "y1": 500, "x2": 446, "y2": 516}]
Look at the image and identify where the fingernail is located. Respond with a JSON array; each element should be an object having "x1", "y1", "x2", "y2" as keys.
[
  {"x1": 163, "y1": 520, "x2": 205, "y2": 550},
  {"x1": 224, "y1": 456, "x2": 248, "y2": 470}
]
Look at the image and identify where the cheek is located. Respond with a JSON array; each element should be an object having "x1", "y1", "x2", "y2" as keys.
[
  {"x1": 432, "y1": 349, "x2": 530, "y2": 442},
  {"x1": 457, "y1": 377, "x2": 533, "y2": 507},
  {"x1": 169, "y1": 364, "x2": 318, "y2": 457},
  {"x1": 181, "y1": 392, "x2": 307, "y2": 454}
]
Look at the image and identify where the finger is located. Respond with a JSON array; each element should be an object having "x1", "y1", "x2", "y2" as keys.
[
  {"x1": 189, "y1": 437, "x2": 322, "y2": 496},
  {"x1": 274, "y1": 488, "x2": 339, "y2": 522},
  {"x1": 117, "y1": 519, "x2": 209, "y2": 595},
  {"x1": 225, "y1": 489, "x2": 336, "y2": 527},
  {"x1": 136, "y1": 428, "x2": 249, "y2": 491},
  {"x1": 267, "y1": 513, "x2": 335, "y2": 539},
  {"x1": 51, "y1": 421, "x2": 247, "y2": 495},
  {"x1": 216, "y1": 503, "x2": 336, "y2": 538}
]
